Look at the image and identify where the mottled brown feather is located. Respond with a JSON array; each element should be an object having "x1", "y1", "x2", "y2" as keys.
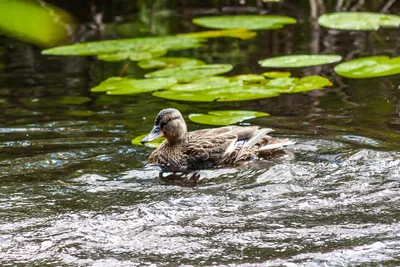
[{"x1": 142, "y1": 109, "x2": 293, "y2": 171}]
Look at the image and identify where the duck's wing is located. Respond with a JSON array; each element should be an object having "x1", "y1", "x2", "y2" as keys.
[{"x1": 185, "y1": 130, "x2": 239, "y2": 169}]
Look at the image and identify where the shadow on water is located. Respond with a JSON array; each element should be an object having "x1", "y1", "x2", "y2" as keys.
[{"x1": 1, "y1": 1, "x2": 400, "y2": 266}]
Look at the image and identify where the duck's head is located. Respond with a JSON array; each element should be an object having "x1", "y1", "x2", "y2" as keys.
[{"x1": 141, "y1": 108, "x2": 187, "y2": 145}]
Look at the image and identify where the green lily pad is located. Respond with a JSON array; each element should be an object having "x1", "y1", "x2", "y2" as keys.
[
  {"x1": 263, "y1": 71, "x2": 291, "y2": 78},
  {"x1": 179, "y1": 29, "x2": 257, "y2": 40},
  {"x1": 97, "y1": 48, "x2": 167, "y2": 62},
  {"x1": 42, "y1": 36, "x2": 204, "y2": 56},
  {"x1": 152, "y1": 75, "x2": 331, "y2": 102},
  {"x1": 131, "y1": 134, "x2": 164, "y2": 147},
  {"x1": 189, "y1": 110, "x2": 269, "y2": 126},
  {"x1": 169, "y1": 76, "x2": 232, "y2": 91},
  {"x1": 259, "y1": 55, "x2": 342, "y2": 68},
  {"x1": 192, "y1": 15, "x2": 296, "y2": 30},
  {"x1": 153, "y1": 84, "x2": 281, "y2": 102},
  {"x1": 318, "y1": 12, "x2": 400, "y2": 31},
  {"x1": 229, "y1": 74, "x2": 266, "y2": 83},
  {"x1": 91, "y1": 77, "x2": 177, "y2": 94},
  {"x1": 334, "y1": 56, "x2": 400, "y2": 78},
  {"x1": 145, "y1": 64, "x2": 233, "y2": 82},
  {"x1": 138, "y1": 57, "x2": 206, "y2": 69}
]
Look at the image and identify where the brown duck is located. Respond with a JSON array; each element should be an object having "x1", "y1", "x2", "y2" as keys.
[{"x1": 141, "y1": 108, "x2": 294, "y2": 171}]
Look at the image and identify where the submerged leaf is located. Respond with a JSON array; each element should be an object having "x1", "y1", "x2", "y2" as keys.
[
  {"x1": 145, "y1": 64, "x2": 233, "y2": 82},
  {"x1": 192, "y1": 15, "x2": 296, "y2": 30},
  {"x1": 318, "y1": 12, "x2": 400, "y2": 31},
  {"x1": 334, "y1": 56, "x2": 400, "y2": 78},
  {"x1": 138, "y1": 57, "x2": 205, "y2": 69},
  {"x1": 179, "y1": 29, "x2": 257, "y2": 40},
  {"x1": 189, "y1": 110, "x2": 269, "y2": 126},
  {"x1": 91, "y1": 77, "x2": 177, "y2": 94},
  {"x1": 259, "y1": 55, "x2": 342, "y2": 68}
]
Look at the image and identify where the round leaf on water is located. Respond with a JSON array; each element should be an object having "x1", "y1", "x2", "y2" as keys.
[
  {"x1": 318, "y1": 12, "x2": 400, "y2": 31},
  {"x1": 263, "y1": 71, "x2": 291, "y2": 78},
  {"x1": 138, "y1": 57, "x2": 205, "y2": 69},
  {"x1": 189, "y1": 110, "x2": 269, "y2": 126},
  {"x1": 98, "y1": 49, "x2": 167, "y2": 62},
  {"x1": 153, "y1": 85, "x2": 280, "y2": 102},
  {"x1": 169, "y1": 76, "x2": 231, "y2": 91},
  {"x1": 91, "y1": 77, "x2": 177, "y2": 94},
  {"x1": 131, "y1": 134, "x2": 164, "y2": 147},
  {"x1": 42, "y1": 36, "x2": 204, "y2": 56},
  {"x1": 289, "y1": 76, "x2": 332, "y2": 92},
  {"x1": 179, "y1": 29, "x2": 257, "y2": 40},
  {"x1": 264, "y1": 75, "x2": 332, "y2": 93},
  {"x1": 229, "y1": 74, "x2": 265, "y2": 83},
  {"x1": 334, "y1": 56, "x2": 400, "y2": 78},
  {"x1": 145, "y1": 64, "x2": 233, "y2": 82},
  {"x1": 259, "y1": 55, "x2": 342, "y2": 68},
  {"x1": 192, "y1": 15, "x2": 296, "y2": 30}
]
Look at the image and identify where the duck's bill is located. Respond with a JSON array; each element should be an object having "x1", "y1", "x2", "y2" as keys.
[{"x1": 141, "y1": 125, "x2": 163, "y2": 143}]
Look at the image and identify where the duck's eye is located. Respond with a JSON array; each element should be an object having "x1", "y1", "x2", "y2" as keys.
[{"x1": 168, "y1": 117, "x2": 173, "y2": 122}]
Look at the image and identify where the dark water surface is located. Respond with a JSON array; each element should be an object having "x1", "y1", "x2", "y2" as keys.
[{"x1": 1, "y1": 3, "x2": 400, "y2": 266}]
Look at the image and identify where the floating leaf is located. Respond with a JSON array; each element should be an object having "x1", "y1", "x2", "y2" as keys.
[
  {"x1": 138, "y1": 57, "x2": 206, "y2": 69},
  {"x1": 152, "y1": 75, "x2": 331, "y2": 102},
  {"x1": 192, "y1": 15, "x2": 296, "y2": 30},
  {"x1": 42, "y1": 36, "x2": 204, "y2": 56},
  {"x1": 334, "y1": 56, "x2": 400, "y2": 78},
  {"x1": 169, "y1": 76, "x2": 232, "y2": 91},
  {"x1": 145, "y1": 64, "x2": 233, "y2": 82},
  {"x1": 179, "y1": 29, "x2": 257, "y2": 40},
  {"x1": 153, "y1": 84, "x2": 281, "y2": 102},
  {"x1": 259, "y1": 55, "x2": 342, "y2": 68},
  {"x1": 0, "y1": 0, "x2": 75, "y2": 47},
  {"x1": 318, "y1": 12, "x2": 400, "y2": 31},
  {"x1": 98, "y1": 48, "x2": 167, "y2": 62},
  {"x1": 91, "y1": 77, "x2": 177, "y2": 94},
  {"x1": 230, "y1": 74, "x2": 265, "y2": 82},
  {"x1": 263, "y1": 71, "x2": 291, "y2": 78},
  {"x1": 131, "y1": 134, "x2": 164, "y2": 147},
  {"x1": 189, "y1": 110, "x2": 269, "y2": 126}
]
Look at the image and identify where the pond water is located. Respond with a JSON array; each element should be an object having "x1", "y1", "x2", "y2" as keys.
[{"x1": 1, "y1": 2, "x2": 400, "y2": 266}]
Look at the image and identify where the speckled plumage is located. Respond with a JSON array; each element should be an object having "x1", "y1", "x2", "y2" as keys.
[{"x1": 141, "y1": 108, "x2": 293, "y2": 171}]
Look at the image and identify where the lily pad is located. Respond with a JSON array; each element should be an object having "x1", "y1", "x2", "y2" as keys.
[
  {"x1": 138, "y1": 57, "x2": 206, "y2": 69},
  {"x1": 153, "y1": 84, "x2": 281, "y2": 102},
  {"x1": 179, "y1": 29, "x2": 257, "y2": 40},
  {"x1": 334, "y1": 56, "x2": 400, "y2": 78},
  {"x1": 131, "y1": 134, "x2": 164, "y2": 147},
  {"x1": 230, "y1": 74, "x2": 265, "y2": 83},
  {"x1": 318, "y1": 12, "x2": 400, "y2": 31},
  {"x1": 152, "y1": 75, "x2": 331, "y2": 102},
  {"x1": 145, "y1": 64, "x2": 233, "y2": 82},
  {"x1": 169, "y1": 76, "x2": 232, "y2": 91},
  {"x1": 263, "y1": 71, "x2": 291, "y2": 78},
  {"x1": 259, "y1": 55, "x2": 342, "y2": 68},
  {"x1": 98, "y1": 48, "x2": 167, "y2": 62},
  {"x1": 91, "y1": 77, "x2": 177, "y2": 94},
  {"x1": 192, "y1": 15, "x2": 296, "y2": 30},
  {"x1": 42, "y1": 36, "x2": 204, "y2": 56},
  {"x1": 189, "y1": 110, "x2": 269, "y2": 126}
]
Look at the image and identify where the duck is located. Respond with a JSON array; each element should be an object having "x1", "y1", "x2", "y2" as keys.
[{"x1": 141, "y1": 108, "x2": 294, "y2": 171}]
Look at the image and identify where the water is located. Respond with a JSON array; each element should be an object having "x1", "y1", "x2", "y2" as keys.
[{"x1": 1, "y1": 2, "x2": 400, "y2": 266}]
